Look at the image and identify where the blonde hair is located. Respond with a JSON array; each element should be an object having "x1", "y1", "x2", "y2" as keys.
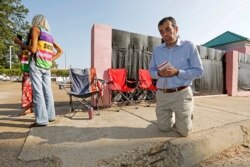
[{"x1": 31, "y1": 14, "x2": 50, "y2": 31}]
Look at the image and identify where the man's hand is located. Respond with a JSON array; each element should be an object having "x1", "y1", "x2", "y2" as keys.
[{"x1": 158, "y1": 67, "x2": 179, "y2": 77}]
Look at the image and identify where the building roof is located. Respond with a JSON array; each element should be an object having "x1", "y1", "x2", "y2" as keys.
[{"x1": 203, "y1": 31, "x2": 249, "y2": 48}]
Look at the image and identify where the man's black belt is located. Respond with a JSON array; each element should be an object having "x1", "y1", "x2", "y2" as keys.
[{"x1": 158, "y1": 86, "x2": 188, "y2": 93}]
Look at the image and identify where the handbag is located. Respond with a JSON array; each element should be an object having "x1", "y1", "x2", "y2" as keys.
[{"x1": 20, "y1": 50, "x2": 30, "y2": 72}]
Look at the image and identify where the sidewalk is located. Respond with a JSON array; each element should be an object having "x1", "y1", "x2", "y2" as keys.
[{"x1": 19, "y1": 94, "x2": 250, "y2": 167}]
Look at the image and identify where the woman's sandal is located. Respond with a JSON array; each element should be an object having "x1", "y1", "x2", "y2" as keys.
[
  {"x1": 30, "y1": 123, "x2": 47, "y2": 128},
  {"x1": 13, "y1": 108, "x2": 33, "y2": 117},
  {"x1": 10, "y1": 110, "x2": 32, "y2": 117}
]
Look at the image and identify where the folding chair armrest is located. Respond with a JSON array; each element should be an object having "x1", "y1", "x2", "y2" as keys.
[
  {"x1": 95, "y1": 78, "x2": 107, "y2": 85},
  {"x1": 106, "y1": 80, "x2": 117, "y2": 90},
  {"x1": 126, "y1": 79, "x2": 138, "y2": 88},
  {"x1": 106, "y1": 80, "x2": 114, "y2": 85},
  {"x1": 95, "y1": 78, "x2": 109, "y2": 91},
  {"x1": 126, "y1": 79, "x2": 138, "y2": 84}
]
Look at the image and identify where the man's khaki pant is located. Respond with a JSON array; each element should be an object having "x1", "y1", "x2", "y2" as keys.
[{"x1": 155, "y1": 86, "x2": 194, "y2": 137}]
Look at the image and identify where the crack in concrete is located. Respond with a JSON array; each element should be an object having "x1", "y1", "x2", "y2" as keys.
[
  {"x1": 195, "y1": 103, "x2": 250, "y2": 118},
  {"x1": 241, "y1": 125, "x2": 250, "y2": 147}
]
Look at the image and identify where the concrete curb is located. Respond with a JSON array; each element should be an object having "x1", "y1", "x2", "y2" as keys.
[{"x1": 96, "y1": 119, "x2": 250, "y2": 167}]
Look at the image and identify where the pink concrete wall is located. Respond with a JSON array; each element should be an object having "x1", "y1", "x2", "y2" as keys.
[
  {"x1": 226, "y1": 50, "x2": 250, "y2": 96},
  {"x1": 91, "y1": 24, "x2": 112, "y2": 106},
  {"x1": 236, "y1": 46, "x2": 250, "y2": 96},
  {"x1": 233, "y1": 48, "x2": 245, "y2": 53},
  {"x1": 226, "y1": 51, "x2": 238, "y2": 96},
  {"x1": 245, "y1": 46, "x2": 250, "y2": 54},
  {"x1": 231, "y1": 46, "x2": 250, "y2": 55}
]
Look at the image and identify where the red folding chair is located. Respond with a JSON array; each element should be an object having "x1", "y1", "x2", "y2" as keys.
[
  {"x1": 138, "y1": 69, "x2": 157, "y2": 107},
  {"x1": 107, "y1": 68, "x2": 138, "y2": 111}
]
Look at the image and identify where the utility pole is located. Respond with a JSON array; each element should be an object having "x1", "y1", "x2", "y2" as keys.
[
  {"x1": 9, "y1": 46, "x2": 13, "y2": 69},
  {"x1": 65, "y1": 51, "x2": 67, "y2": 69}
]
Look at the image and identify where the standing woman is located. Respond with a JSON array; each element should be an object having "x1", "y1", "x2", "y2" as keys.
[
  {"x1": 14, "y1": 14, "x2": 63, "y2": 127},
  {"x1": 17, "y1": 31, "x2": 33, "y2": 116},
  {"x1": 12, "y1": 31, "x2": 33, "y2": 117}
]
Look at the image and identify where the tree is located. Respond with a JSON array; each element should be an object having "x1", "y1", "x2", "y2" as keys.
[{"x1": 0, "y1": 0, "x2": 29, "y2": 69}]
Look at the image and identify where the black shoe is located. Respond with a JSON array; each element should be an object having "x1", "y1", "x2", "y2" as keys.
[{"x1": 30, "y1": 123, "x2": 47, "y2": 128}]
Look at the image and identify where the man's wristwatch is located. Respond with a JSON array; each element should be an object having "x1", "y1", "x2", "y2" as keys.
[{"x1": 176, "y1": 69, "x2": 179, "y2": 76}]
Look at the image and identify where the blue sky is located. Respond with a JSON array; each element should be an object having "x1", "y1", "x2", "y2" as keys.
[{"x1": 22, "y1": 0, "x2": 250, "y2": 69}]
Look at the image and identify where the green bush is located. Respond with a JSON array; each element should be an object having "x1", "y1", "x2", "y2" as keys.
[
  {"x1": 0, "y1": 69, "x2": 69, "y2": 77},
  {"x1": 51, "y1": 69, "x2": 69, "y2": 77},
  {"x1": 0, "y1": 69, "x2": 22, "y2": 76}
]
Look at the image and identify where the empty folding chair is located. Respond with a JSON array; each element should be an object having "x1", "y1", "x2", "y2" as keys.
[
  {"x1": 59, "y1": 67, "x2": 104, "y2": 119},
  {"x1": 138, "y1": 69, "x2": 157, "y2": 107},
  {"x1": 107, "y1": 68, "x2": 138, "y2": 112}
]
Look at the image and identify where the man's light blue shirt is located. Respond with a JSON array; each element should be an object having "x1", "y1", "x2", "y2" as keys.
[{"x1": 149, "y1": 38, "x2": 204, "y2": 89}]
